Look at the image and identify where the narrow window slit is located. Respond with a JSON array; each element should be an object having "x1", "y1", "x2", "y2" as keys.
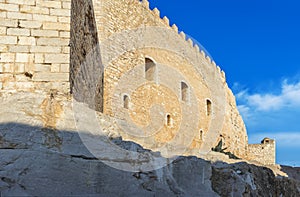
[
  {"x1": 145, "y1": 58, "x2": 156, "y2": 81},
  {"x1": 206, "y1": 99, "x2": 212, "y2": 116},
  {"x1": 166, "y1": 114, "x2": 172, "y2": 127},
  {"x1": 123, "y1": 95, "x2": 130, "y2": 109},
  {"x1": 181, "y1": 82, "x2": 189, "y2": 102}
]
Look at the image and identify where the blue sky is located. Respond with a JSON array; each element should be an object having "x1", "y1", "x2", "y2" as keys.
[{"x1": 148, "y1": 0, "x2": 300, "y2": 166}]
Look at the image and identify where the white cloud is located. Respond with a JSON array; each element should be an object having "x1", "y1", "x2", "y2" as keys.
[
  {"x1": 234, "y1": 79, "x2": 300, "y2": 166},
  {"x1": 237, "y1": 105, "x2": 251, "y2": 120},
  {"x1": 236, "y1": 80, "x2": 300, "y2": 112},
  {"x1": 247, "y1": 94, "x2": 284, "y2": 111},
  {"x1": 282, "y1": 80, "x2": 300, "y2": 106},
  {"x1": 235, "y1": 89, "x2": 248, "y2": 100},
  {"x1": 248, "y1": 132, "x2": 300, "y2": 147}
]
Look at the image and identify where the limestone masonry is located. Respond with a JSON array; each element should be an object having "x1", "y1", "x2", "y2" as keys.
[{"x1": 0, "y1": 0, "x2": 275, "y2": 165}]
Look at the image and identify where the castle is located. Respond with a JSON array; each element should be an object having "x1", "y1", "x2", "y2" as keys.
[{"x1": 0, "y1": 0, "x2": 275, "y2": 165}]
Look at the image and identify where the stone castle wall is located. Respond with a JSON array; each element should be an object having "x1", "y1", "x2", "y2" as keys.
[
  {"x1": 248, "y1": 138, "x2": 276, "y2": 165},
  {"x1": 0, "y1": 0, "x2": 71, "y2": 93},
  {"x1": 0, "y1": 0, "x2": 275, "y2": 165},
  {"x1": 95, "y1": 0, "x2": 249, "y2": 157}
]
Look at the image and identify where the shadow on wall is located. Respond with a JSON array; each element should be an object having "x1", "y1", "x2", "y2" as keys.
[
  {"x1": 0, "y1": 122, "x2": 213, "y2": 196},
  {"x1": 70, "y1": 0, "x2": 104, "y2": 112}
]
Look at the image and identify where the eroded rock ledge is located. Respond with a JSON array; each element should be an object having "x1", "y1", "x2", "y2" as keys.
[{"x1": 0, "y1": 122, "x2": 299, "y2": 196}]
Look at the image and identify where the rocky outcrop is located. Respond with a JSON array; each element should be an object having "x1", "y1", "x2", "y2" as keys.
[
  {"x1": 0, "y1": 122, "x2": 218, "y2": 196},
  {"x1": 0, "y1": 121, "x2": 299, "y2": 196},
  {"x1": 211, "y1": 162, "x2": 300, "y2": 197}
]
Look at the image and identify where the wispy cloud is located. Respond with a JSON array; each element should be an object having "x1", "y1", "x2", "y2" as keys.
[
  {"x1": 237, "y1": 105, "x2": 251, "y2": 119},
  {"x1": 236, "y1": 80, "x2": 300, "y2": 112},
  {"x1": 248, "y1": 132, "x2": 300, "y2": 147},
  {"x1": 234, "y1": 78, "x2": 300, "y2": 133}
]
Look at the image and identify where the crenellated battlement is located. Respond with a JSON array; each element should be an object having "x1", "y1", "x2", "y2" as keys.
[
  {"x1": 0, "y1": 0, "x2": 225, "y2": 93},
  {"x1": 138, "y1": 0, "x2": 224, "y2": 76}
]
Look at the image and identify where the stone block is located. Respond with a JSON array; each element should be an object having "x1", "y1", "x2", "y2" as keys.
[
  {"x1": 44, "y1": 54, "x2": 69, "y2": 63},
  {"x1": 18, "y1": 36, "x2": 36, "y2": 45},
  {"x1": 15, "y1": 74, "x2": 30, "y2": 82},
  {"x1": 7, "y1": 12, "x2": 32, "y2": 20},
  {"x1": 33, "y1": 73, "x2": 69, "y2": 82},
  {"x1": 0, "y1": 19, "x2": 18, "y2": 27},
  {"x1": 19, "y1": 20, "x2": 43, "y2": 29},
  {"x1": 51, "y1": 64, "x2": 60, "y2": 72},
  {"x1": 0, "y1": 26, "x2": 6, "y2": 35},
  {"x1": 50, "y1": 8, "x2": 70, "y2": 17},
  {"x1": 58, "y1": 17, "x2": 70, "y2": 23},
  {"x1": 6, "y1": 0, "x2": 35, "y2": 5},
  {"x1": 0, "y1": 11, "x2": 6, "y2": 18},
  {"x1": 33, "y1": 14, "x2": 57, "y2": 22},
  {"x1": 36, "y1": 0, "x2": 62, "y2": 8},
  {"x1": 0, "y1": 35, "x2": 17, "y2": 44},
  {"x1": 14, "y1": 63, "x2": 25, "y2": 73},
  {"x1": 20, "y1": 5, "x2": 49, "y2": 14},
  {"x1": 0, "y1": 73, "x2": 14, "y2": 81},
  {"x1": 37, "y1": 38, "x2": 69, "y2": 46},
  {"x1": 23, "y1": 63, "x2": 32, "y2": 73},
  {"x1": 59, "y1": 31, "x2": 70, "y2": 38},
  {"x1": 34, "y1": 64, "x2": 50, "y2": 72},
  {"x1": 0, "y1": 3, "x2": 19, "y2": 12},
  {"x1": 9, "y1": 46, "x2": 30, "y2": 53},
  {"x1": 16, "y1": 81, "x2": 34, "y2": 90},
  {"x1": 0, "y1": 45, "x2": 8, "y2": 52},
  {"x1": 47, "y1": 81, "x2": 70, "y2": 92},
  {"x1": 60, "y1": 64, "x2": 69, "y2": 72},
  {"x1": 42, "y1": 22, "x2": 69, "y2": 31},
  {"x1": 30, "y1": 46, "x2": 61, "y2": 53},
  {"x1": 0, "y1": 53, "x2": 15, "y2": 63},
  {"x1": 62, "y1": 47, "x2": 69, "y2": 54},
  {"x1": 2, "y1": 81, "x2": 15, "y2": 90},
  {"x1": 3, "y1": 63, "x2": 14, "y2": 72},
  {"x1": 31, "y1": 29, "x2": 59, "y2": 37},
  {"x1": 16, "y1": 53, "x2": 33, "y2": 63},
  {"x1": 34, "y1": 54, "x2": 44, "y2": 63},
  {"x1": 7, "y1": 28, "x2": 30, "y2": 36},
  {"x1": 62, "y1": 2, "x2": 71, "y2": 9}
]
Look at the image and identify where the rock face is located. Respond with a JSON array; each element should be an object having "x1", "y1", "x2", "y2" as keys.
[
  {"x1": 0, "y1": 121, "x2": 299, "y2": 196},
  {"x1": 0, "y1": 122, "x2": 216, "y2": 196},
  {"x1": 212, "y1": 162, "x2": 300, "y2": 197}
]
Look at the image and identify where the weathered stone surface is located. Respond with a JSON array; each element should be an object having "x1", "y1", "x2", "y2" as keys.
[
  {"x1": 0, "y1": 126, "x2": 298, "y2": 196},
  {"x1": 0, "y1": 0, "x2": 275, "y2": 172},
  {"x1": 0, "y1": 123, "x2": 218, "y2": 196},
  {"x1": 0, "y1": 0, "x2": 70, "y2": 93},
  {"x1": 0, "y1": 92, "x2": 298, "y2": 196},
  {"x1": 70, "y1": 0, "x2": 103, "y2": 112},
  {"x1": 212, "y1": 162, "x2": 300, "y2": 197},
  {"x1": 0, "y1": 92, "x2": 216, "y2": 196}
]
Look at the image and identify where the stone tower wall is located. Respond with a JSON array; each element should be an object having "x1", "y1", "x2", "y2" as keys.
[
  {"x1": 93, "y1": 0, "x2": 249, "y2": 157},
  {"x1": 0, "y1": 0, "x2": 71, "y2": 93},
  {"x1": 248, "y1": 139, "x2": 276, "y2": 165}
]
